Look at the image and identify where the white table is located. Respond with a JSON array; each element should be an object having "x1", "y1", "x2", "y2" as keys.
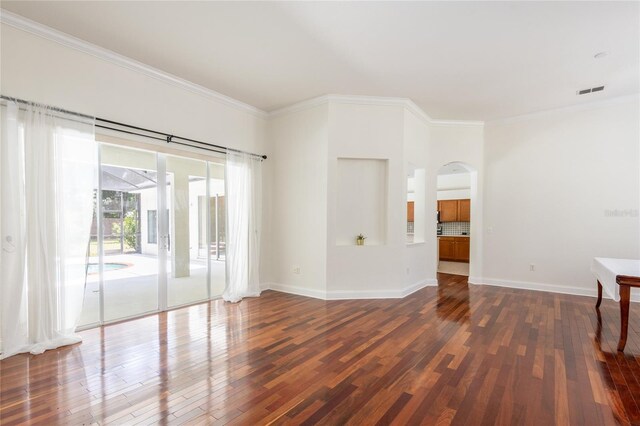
[{"x1": 591, "y1": 257, "x2": 640, "y2": 351}]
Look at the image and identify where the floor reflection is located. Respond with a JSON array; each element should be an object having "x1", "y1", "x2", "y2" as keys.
[
  {"x1": 592, "y1": 301, "x2": 640, "y2": 425},
  {"x1": 436, "y1": 272, "x2": 470, "y2": 323}
]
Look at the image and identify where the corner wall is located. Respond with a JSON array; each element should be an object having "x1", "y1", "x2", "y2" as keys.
[{"x1": 325, "y1": 102, "x2": 406, "y2": 296}]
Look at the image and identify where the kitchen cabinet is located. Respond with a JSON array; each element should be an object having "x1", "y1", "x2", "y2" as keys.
[
  {"x1": 438, "y1": 200, "x2": 458, "y2": 222},
  {"x1": 457, "y1": 199, "x2": 471, "y2": 221},
  {"x1": 439, "y1": 236, "x2": 470, "y2": 262},
  {"x1": 454, "y1": 238, "x2": 470, "y2": 262},
  {"x1": 407, "y1": 201, "x2": 414, "y2": 222},
  {"x1": 438, "y1": 199, "x2": 470, "y2": 222},
  {"x1": 438, "y1": 237, "x2": 456, "y2": 260}
]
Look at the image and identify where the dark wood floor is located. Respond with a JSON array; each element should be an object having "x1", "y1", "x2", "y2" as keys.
[{"x1": 1, "y1": 274, "x2": 639, "y2": 425}]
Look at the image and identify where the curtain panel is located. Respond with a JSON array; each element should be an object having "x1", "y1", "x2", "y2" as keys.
[
  {"x1": 0, "y1": 100, "x2": 97, "y2": 359},
  {"x1": 223, "y1": 151, "x2": 262, "y2": 303}
]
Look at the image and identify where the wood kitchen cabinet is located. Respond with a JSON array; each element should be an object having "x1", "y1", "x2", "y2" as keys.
[
  {"x1": 438, "y1": 199, "x2": 470, "y2": 222},
  {"x1": 438, "y1": 200, "x2": 458, "y2": 222},
  {"x1": 454, "y1": 238, "x2": 470, "y2": 262},
  {"x1": 457, "y1": 199, "x2": 470, "y2": 221},
  {"x1": 407, "y1": 201, "x2": 414, "y2": 222},
  {"x1": 438, "y1": 237, "x2": 456, "y2": 260},
  {"x1": 439, "y1": 236, "x2": 470, "y2": 262}
]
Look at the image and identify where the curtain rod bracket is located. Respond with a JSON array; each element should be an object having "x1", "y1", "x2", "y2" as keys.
[{"x1": 167, "y1": 135, "x2": 173, "y2": 144}]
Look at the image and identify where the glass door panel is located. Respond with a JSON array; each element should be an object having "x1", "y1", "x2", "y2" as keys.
[
  {"x1": 208, "y1": 161, "x2": 226, "y2": 297},
  {"x1": 101, "y1": 144, "x2": 159, "y2": 321},
  {"x1": 166, "y1": 155, "x2": 209, "y2": 307}
]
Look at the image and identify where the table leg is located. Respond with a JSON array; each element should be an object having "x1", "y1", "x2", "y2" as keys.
[
  {"x1": 617, "y1": 285, "x2": 630, "y2": 352},
  {"x1": 596, "y1": 280, "x2": 603, "y2": 309}
]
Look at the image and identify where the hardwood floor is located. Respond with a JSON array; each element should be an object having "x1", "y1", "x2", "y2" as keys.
[{"x1": 1, "y1": 274, "x2": 639, "y2": 425}]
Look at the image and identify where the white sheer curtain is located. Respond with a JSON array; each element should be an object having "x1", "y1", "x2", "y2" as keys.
[
  {"x1": 0, "y1": 100, "x2": 97, "y2": 359},
  {"x1": 223, "y1": 151, "x2": 262, "y2": 303}
]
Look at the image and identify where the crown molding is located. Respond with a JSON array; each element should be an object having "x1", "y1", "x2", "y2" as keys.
[
  {"x1": 429, "y1": 119, "x2": 485, "y2": 128},
  {"x1": 0, "y1": 10, "x2": 268, "y2": 119},
  {"x1": 269, "y1": 94, "x2": 485, "y2": 128},
  {"x1": 486, "y1": 93, "x2": 640, "y2": 126},
  {"x1": 268, "y1": 95, "x2": 331, "y2": 118}
]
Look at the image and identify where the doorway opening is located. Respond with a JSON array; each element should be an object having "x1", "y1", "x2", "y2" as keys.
[{"x1": 436, "y1": 162, "x2": 476, "y2": 277}]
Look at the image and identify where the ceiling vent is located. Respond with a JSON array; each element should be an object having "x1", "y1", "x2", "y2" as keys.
[{"x1": 577, "y1": 86, "x2": 605, "y2": 95}]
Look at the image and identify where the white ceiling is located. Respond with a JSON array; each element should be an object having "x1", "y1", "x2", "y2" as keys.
[{"x1": 2, "y1": 1, "x2": 638, "y2": 120}]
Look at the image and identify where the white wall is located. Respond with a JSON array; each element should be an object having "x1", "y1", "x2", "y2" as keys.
[
  {"x1": 483, "y1": 96, "x2": 640, "y2": 300},
  {"x1": 267, "y1": 105, "x2": 328, "y2": 296},
  {"x1": 437, "y1": 173, "x2": 471, "y2": 200},
  {"x1": 268, "y1": 99, "x2": 435, "y2": 298},
  {"x1": 326, "y1": 102, "x2": 406, "y2": 295},
  {"x1": 0, "y1": 24, "x2": 266, "y2": 154},
  {"x1": 403, "y1": 110, "x2": 431, "y2": 286}
]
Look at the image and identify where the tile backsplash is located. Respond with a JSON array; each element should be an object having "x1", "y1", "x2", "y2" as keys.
[{"x1": 440, "y1": 222, "x2": 470, "y2": 236}]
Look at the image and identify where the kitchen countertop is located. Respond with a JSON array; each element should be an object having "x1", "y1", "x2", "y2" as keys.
[{"x1": 438, "y1": 234, "x2": 470, "y2": 238}]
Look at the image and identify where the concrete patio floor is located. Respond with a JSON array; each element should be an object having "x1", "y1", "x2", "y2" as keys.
[{"x1": 78, "y1": 253, "x2": 225, "y2": 325}]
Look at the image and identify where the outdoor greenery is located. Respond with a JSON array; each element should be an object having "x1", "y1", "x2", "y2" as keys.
[{"x1": 111, "y1": 211, "x2": 139, "y2": 251}]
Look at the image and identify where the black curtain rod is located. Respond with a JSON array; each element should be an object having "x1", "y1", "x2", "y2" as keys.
[
  {"x1": 95, "y1": 124, "x2": 227, "y2": 156},
  {"x1": 1, "y1": 95, "x2": 267, "y2": 160},
  {"x1": 96, "y1": 117, "x2": 266, "y2": 160}
]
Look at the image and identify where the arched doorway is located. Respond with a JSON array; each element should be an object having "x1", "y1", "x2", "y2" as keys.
[{"x1": 436, "y1": 161, "x2": 478, "y2": 278}]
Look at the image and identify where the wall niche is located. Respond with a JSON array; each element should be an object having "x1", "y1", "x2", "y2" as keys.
[{"x1": 336, "y1": 158, "x2": 388, "y2": 246}]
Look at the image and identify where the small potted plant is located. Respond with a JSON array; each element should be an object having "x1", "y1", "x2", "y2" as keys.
[{"x1": 356, "y1": 233, "x2": 367, "y2": 246}]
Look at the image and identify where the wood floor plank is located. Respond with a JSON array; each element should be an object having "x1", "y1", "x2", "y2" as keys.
[{"x1": 1, "y1": 274, "x2": 639, "y2": 425}]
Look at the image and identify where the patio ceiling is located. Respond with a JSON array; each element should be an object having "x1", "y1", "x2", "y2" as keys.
[{"x1": 101, "y1": 166, "x2": 158, "y2": 192}]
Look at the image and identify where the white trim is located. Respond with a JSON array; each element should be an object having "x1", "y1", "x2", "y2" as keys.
[
  {"x1": 266, "y1": 283, "x2": 327, "y2": 300},
  {"x1": 268, "y1": 94, "x2": 485, "y2": 129},
  {"x1": 265, "y1": 278, "x2": 437, "y2": 301},
  {"x1": 430, "y1": 119, "x2": 485, "y2": 128},
  {"x1": 467, "y1": 276, "x2": 483, "y2": 285},
  {"x1": 476, "y1": 277, "x2": 640, "y2": 303},
  {"x1": 0, "y1": 10, "x2": 268, "y2": 118},
  {"x1": 486, "y1": 93, "x2": 640, "y2": 125},
  {"x1": 268, "y1": 94, "x2": 431, "y2": 120},
  {"x1": 260, "y1": 282, "x2": 272, "y2": 291},
  {"x1": 400, "y1": 278, "x2": 438, "y2": 297},
  {"x1": 268, "y1": 95, "x2": 331, "y2": 118}
]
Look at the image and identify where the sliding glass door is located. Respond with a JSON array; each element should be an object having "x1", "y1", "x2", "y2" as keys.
[{"x1": 78, "y1": 142, "x2": 225, "y2": 326}]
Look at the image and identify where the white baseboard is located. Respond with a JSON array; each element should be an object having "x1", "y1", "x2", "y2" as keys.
[
  {"x1": 264, "y1": 277, "x2": 639, "y2": 303},
  {"x1": 265, "y1": 282, "x2": 327, "y2": 300},
  {"x1": 467, "y1": 276, "x2": 483, "y2": 285},
  {"x1": 264, "y1": 278, "x2": 437, "y2": 301},
  {"x1": 475, "y1": 277, "x2": 640, "y2": 303},
  {"x1": 401, "y1": 278, "x2": 438, "y2": 297},
  {"x1": 260, "y1": 282, "x2": 272, "y2": 291}
]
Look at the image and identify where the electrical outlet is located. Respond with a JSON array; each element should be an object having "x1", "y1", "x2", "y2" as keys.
[
  {"x1": 529, "y1": 264, "x2": 535, "y2": 272},
  {"x1": 293, "y1": 266, "x2": 301, "y2": 274}
]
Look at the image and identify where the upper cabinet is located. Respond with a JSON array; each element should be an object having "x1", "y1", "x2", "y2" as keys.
[
  {"x1": 438, "y1": 199, "x2": 470, "y2": 222},
  {"x1": 457, "y1": 199, "x2": 470, "y2": 221},
  {"x1": 407, "y1": 201, "x2": 414, "y2": 222},
  {"x1": 438, "y1": 200, "x2": 458, "y2": 222}
]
